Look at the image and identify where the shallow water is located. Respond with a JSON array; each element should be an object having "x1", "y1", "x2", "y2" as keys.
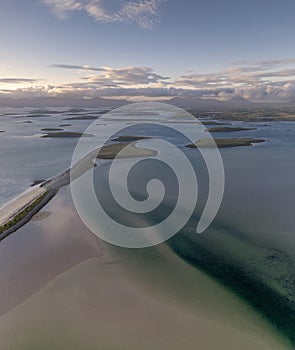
[
  {"x1": 0, "y1": 105, "x2": 294, "y2": 347},
  {"x1": 0, "y1": 187, "x2": 292, "y2": 350}
]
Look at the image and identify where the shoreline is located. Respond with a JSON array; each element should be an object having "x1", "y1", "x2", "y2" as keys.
[
  {"x1": 0, "y1": 188, "x2": 58, "y2": 241},
  {"x1": 0, "y1": 141, "x2": 156, "y2": 241},
  {"x1": 0, "y1": 186, "x2": 47, "y2": 227}
]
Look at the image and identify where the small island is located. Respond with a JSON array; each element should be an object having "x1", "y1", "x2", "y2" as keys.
[
  {"x1": 25, "y1": 114, "x2": 50, "y2": 118},
  {"x1": 97, "y1": 142, "x2": 157, "y2": 159},
  {"x1": 201, "y1": 121, "x2": 230, "y2": 126},
  {"x1": 29, "y1": 109, "x2": 62, "y2": 115},
  {"x1": 41, "y1": 132, "x2": 94, "y2": 138},
  {"x1": 186, "y1": 138, "x2": 266, "y2": 148},
  {"x1": 41, "y1": 128, "x2": 64, "y2": 131},
  {"x1": 66, "y1": 108, "x2": 86, "y2": 113},
  {"x1": 206, "y1": 126, "x2": 256, "y2": 133},
  {"x1": 63, "y1": 116, "x2": 98, "y2": 120},
  {"x1": 111, "y1": 135, "x2": 151, "y2": 142}
]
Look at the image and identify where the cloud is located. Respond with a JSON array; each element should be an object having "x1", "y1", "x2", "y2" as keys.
[
  {"x1": 256, "y1": 69, "x2": 295, "y2": 78},
  {"x1": 83, "y1": 66, "x2": 169, "y2": 85},
  {"x1": 0, "y1": 78, "x2": 41, "y2": 84},
  {"x1": 3, "y1": 84, "x2": 234, "y2": 100},
  {"x1": 51, "y1": 64, "x2": 170, "y2": 86},
  {"x1": 42, "y1": 0, "x2": 164, "y2": 29},
  {"x1": 3, "y1": 80, "x2": 295, "y2": 103},
  {"x1": 51, "y1": 64, "x2": 105, "y2": 72},
  {"x1": 231, "y1": 58, "x2": 295, "y2": 69},
  {"x1": 175, "y1": 61, "x2": 295, "y2": 89},
  {"x1": 3, "y1": 60, "x2": 295, "y2": 102}
]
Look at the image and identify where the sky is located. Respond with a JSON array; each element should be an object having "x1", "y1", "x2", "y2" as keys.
[{"x1": 1, "y1": 0, "x2": 295, "y2": 102}]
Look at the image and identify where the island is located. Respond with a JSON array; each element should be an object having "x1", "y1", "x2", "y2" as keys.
[
  {"x1": 201, "y1": 121, "x2": 230, "y2": 126},
  {"x1": 41, "y1": 128, "x2": 64, "y2": 131},
  {"x1": 63, "y1": 116, "x2": 98, "y2": 120},
  {"x1": 206, "y1": 126, "x2": 256, "y2": 132},
  {"x1": 97, "y1": 142, "x2": 157, "y2": 159},
  {"x1": 111, "y1": 135, "x2": 151, "y2": 142},
  {"x1": 186, "y1": 137, "x2": 266, "y2": 148},
  {"x1": 41, "y1": 132, "x2": 94, "y2": 138}
]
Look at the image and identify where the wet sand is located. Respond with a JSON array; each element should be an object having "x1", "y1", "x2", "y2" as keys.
[{"x1": 0, "y1": 187, "x2": 292, "y2": 350}]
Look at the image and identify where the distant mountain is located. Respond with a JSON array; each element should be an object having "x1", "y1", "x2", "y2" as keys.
[
  {"x1": 1, "y1": 94, "x2": 294, "y2": 111},
  {"x1": 167, "y1": 96, "x2": 258, "y2": 110},
  {"x1": 0, "y1": 96, "x2": 128, "y2": 108},
  {"x1": 226, "y1": 96, "x2": 255, "y2": 107}
]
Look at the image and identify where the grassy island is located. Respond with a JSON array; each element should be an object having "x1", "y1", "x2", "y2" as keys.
[
  {"x1": 97, "y1": 142, "x2": 157, "y2": 159},
  {"x1": 186, "y1": 137, "x2": 266, "y2": 148},
  {"x1": 41, "y1": 132, "x2": 94, "y2": 138},
  {"x1": 41, "y1": 128, "x2": 64, "y2": 131},
  {"x1": 111, "y1": 135, "x2": 151, "y2": 142},
  {"x1": 206, "y1": 126, "x2": 256, "y2": 133},
  {"x1": 63, "y1": 116, "x2": 98, "y2": 120}
]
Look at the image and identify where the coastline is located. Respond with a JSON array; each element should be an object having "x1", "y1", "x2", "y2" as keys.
[
  {"x1": 0, "y1": 186, "x2": 47, "y2": 227},
  {"x1": 0, "y1": 139, "x2": 293, "y2": 346},
  {"x1": 0, "y1": 141, "x2": 158, "y2": 241},
  {"x1": 0, "y1": 188, "x2": 57, "y2": 241}
]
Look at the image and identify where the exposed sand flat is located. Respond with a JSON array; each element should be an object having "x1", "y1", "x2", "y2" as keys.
[
  {"x1": 0, "y1": 250, "x2": 292, "y2": 350},
  {"x1": 0, "y1": 186, "x2": 46, "y2": 227},
  {"x1": 0, "y1": 188, "x2": 292, "y2": 349}
]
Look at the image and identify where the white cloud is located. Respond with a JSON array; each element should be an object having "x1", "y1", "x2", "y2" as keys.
[
  {"x1": 0, "y1": 78, "x2": 41, "y2": 84},
  {"x1": 82, "y1": 66, "x2": 169, "y2": 85},
  {"x1": 51, "y1": 64, "x2": 170, "y2": 86},
  {"x1": 42, "y1": 0, "x2": 83, "y2": 19},
  {"x1": 175, "y1": 60, "x2": 295, "y2": 90},
  {"x1": 42, "y1": 0, "x2": 164, "y2": 29},
  {"x1": 231, "y1": 58, "x2": 295, "y2": 69},
  {"x1": 2, "y1": 60, "x2": 295, "y2": 102}
]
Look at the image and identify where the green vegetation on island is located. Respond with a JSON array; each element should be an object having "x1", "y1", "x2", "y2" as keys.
[
  {"x1": 41, "y1": 128, "x2": 64, "y2": 131},
  {"x1": 112, "y1": 135, "x2": 151, "y2": 142},
  {"x1": 97, "y1": 142, "x2": 157, "y2": 159},
  {"x1": 41, "y1": 132, "x2": 94, "y2": 138},
  {"x1": 63, "y1": 116, "x2": 98, "y2": 120},
  {"x1": 193, "y1": 109, "x2": 295, "y2": 121},
  {"x1": 206, "y1": 126, "x2": 256, "y2": 132},
  {"x1": 201, "y1": 121, "x2": 231, "y2": 126},
  {"x1": 186, "y1": 137, "x2": 266, "y2": 148}
]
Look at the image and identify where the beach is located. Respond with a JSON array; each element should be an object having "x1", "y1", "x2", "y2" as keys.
[
  {"x1": 0, "y1": 186, "x2": 46, "y2": 227},
  {"x1": 0, "y1": 187, "x2": 293, "y2": 350}
]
